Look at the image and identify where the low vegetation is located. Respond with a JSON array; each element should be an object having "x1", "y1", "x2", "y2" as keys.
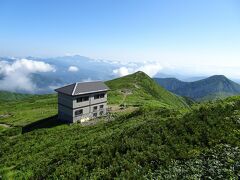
[
  {"x1": 0, "y1": 95, "x2": 240, "y2": 179},
  {"x1": 0, "y1": 94, "x2": 57, "y2": 126}
]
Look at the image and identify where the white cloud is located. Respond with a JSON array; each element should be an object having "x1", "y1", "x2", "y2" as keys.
[
  {"x1": 48, "y1": 85, "x2": 61, "y2": 90},
  {"x1": 113, "y1": 62, "x2": 162, "y2": 77},
  {"x1": 0, "y1": 59, "x2": 55, "y2": 93},
  {"x1": 68, "y1": 66, "x2": 79, "y2": 72},
  {"x1": 137, "y1": 63, "x2": 162, "y2": 77},
  {"x1": 113, "y1": 67, "x2": 132, "y2": 77},
  {"x1": 65, "y1": 53, "x2": 77, "y2": 56},
  {"x1": 82, "y1": 78, "x2": 93, "y2": 82}
]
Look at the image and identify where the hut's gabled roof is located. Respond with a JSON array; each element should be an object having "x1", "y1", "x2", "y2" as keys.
[{"x1": 55, "y1": 81, "x2": 109, "y2": 96}]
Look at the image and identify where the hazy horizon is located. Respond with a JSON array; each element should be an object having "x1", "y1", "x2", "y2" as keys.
[{"x1": 1, "y1": 0, "x2": 240, "y2": 79}]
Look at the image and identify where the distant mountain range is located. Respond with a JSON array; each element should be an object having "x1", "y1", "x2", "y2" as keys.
[
  {"x1": 0, "y1": 55, "x2": 121, "y2": 94},
  {"x1": 2, "y1": 71, "x2": 239, "y2": 104},
  {"x1": 154, "y1": 75, "x2": 240, "y2": 101},
  {"x1": 1, "y1": 55, "x2": 240, "y2": 97},
  {"x1": 27, "y1": 55, "x2": 120, "y2": 83}
]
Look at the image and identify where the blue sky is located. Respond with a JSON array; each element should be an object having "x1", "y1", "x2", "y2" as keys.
[{"x1": 1, "y1": 0, "x2": 240, "y2": 77}]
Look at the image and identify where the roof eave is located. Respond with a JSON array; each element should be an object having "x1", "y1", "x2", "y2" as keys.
[
  {"x1": 73, "y1": 89, "x2": 110, "y2": 96},
  {"x1": 54, "y1": 88, "x2": 61, "y2": 93}
]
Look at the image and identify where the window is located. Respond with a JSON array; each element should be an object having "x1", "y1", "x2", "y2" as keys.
[
  {"x1": 99, "y1": 111, "x2": 104, "y2": 116},
  {"x1": 75, "y1": 109, "x2": 83, "y2": 116},
  {"x1": 94, "y1": 94, "x2": 99, "y2": 99},
  {"x1": 94, "y1": 93, "x2": 105, "y2": 99},
  {"x1": 93, "y1": 106, "x2": 98, "y2": 112},
  {"x1": 77, "y1": 96, "x2": 89, "y2": 102},
  {"x1": 93, "y1": 112, "x2": 97, "y2": 117},
  {"x1": 100, "y1": 105, "x2": 104, "y2": 109}
]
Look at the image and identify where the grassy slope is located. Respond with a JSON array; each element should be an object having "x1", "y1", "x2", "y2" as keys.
[
  {"x1": 0, "y1": 90, "x2": 32, "y2": 102},
  {"x1": 199, "y1": 92, "x2": 238, "y2": 102},
  {"x1": 106, "y1": 71, "x2": 189, "y2": 108},
  {"x1": 0, "y1": 96, "x2": 240, "y2": 179},
  {"x1": 0, "y1": 94, "x2": 57, "y2": 126}
]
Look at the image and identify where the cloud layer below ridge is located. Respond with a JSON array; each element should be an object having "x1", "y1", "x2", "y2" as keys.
[
  {"x1": 0, "y1": 59, "x2": 55, "y2": 93},
  {"x1": 113, "y1": 62, "x2": 163, "y2": 77}
]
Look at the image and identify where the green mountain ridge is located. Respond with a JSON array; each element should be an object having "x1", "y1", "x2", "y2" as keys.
[
  {"x1": 106, "y1": 71, "x2": 189, "y2": 108},
  {"x1": 154, "y1": 75, "x2": 240, "y2": 101}
]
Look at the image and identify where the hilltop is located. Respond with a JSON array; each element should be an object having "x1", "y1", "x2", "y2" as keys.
[
  {"x1": 106, "y1": 71, "x2": 189, "y2": 108},
  {"x1": 154, "y1": 75, "x2": 240, "y2": 101}
]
